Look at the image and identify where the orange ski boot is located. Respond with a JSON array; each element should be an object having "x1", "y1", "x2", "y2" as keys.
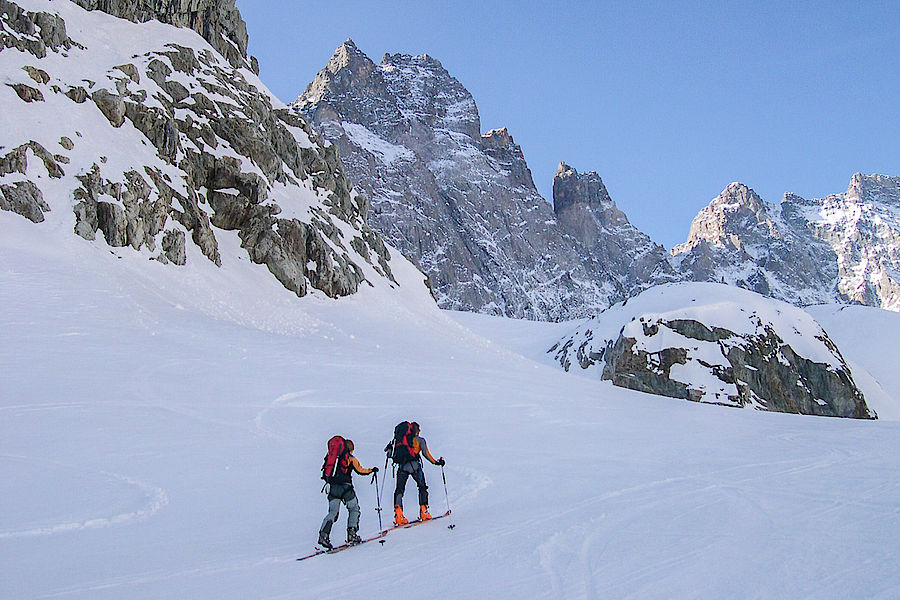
[
  {"x1": 394, "y1": 505, "x2": 408, "y2": 526},
  {"x1": 419, "y1": 504, "x2": 432, "y2": 521}
]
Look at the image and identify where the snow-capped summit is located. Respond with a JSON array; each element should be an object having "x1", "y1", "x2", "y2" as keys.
[{"x1": 673, "y1": 174, "x2": 900, "y2": 310}]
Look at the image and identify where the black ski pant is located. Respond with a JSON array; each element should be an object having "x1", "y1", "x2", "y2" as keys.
[{"x1": 394, "y1": 461, "x2": 428, "y2": 508}]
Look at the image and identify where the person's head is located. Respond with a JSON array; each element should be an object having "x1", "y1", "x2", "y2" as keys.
[
  {"x1": 345, "y1": 439, "x2": 355, "y2": 453},
  {"x1": 411, "y1": 422, "x2": 420, "y2": 436}
]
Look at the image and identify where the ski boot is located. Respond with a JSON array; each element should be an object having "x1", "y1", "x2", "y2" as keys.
[
  {"x1": 317, "y1": 530, "x2": 333, "y2": 550},
  {"x1": 394, "y1": 505, "x2": 409, "y2": 526},
  {"x1": 346, "y1": 527, "x2": 362, "y2": 545},
  {"x1": 420, "y1": 504, "x2": 432, "y2": 521}
]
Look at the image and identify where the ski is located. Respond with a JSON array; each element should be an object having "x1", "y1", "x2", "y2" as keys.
[
  {"x1": 297, "y1": 511, "x2": 452, "y2": 561},
  {"x1": 393, "y1": 509, "x2": 452, "y2": 531},
  {"x1": 297, "y1": 531, "x2": 386, "y2": 561}
]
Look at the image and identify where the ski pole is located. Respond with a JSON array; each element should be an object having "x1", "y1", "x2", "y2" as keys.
[
  {"x1": 441, "y1": 465, "x2": 455, "y2": 530},
  {"x1": 372, "y1": 471, "x2": 384, "y2": 533},
  {"x1": 378, "y1": 452, "x2": 390, "y2": 512}
]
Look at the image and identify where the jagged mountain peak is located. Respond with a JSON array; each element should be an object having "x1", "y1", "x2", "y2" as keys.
[
  {"x1": 847, "y1": 172, "x2": 900, "y2": 204},
  {"x1": 481, "y1": 127, "x2": 514, "y2": 147},
  {"x1": 295, "y1": 45, "x2": 651, "y2": 319},
  {"x1": 673, "y1": 171, "x2": 900, "y2": 311},
  {"x1": 674, "y1": 183, "x2": 776, "y2": 261},
  {"x1": 297, "y1": 40, "x2": 480, "y2": 143},
  {"x1": 328, "y1": 38, "x2": 372, "y2": 71},
  {"x1": 713, "y1": 182, "x2": 766, "y2": 212},
  {"x1": 552, "y1": 162, "x2": 612, "y2": 213},
  {"x1": 553, "y1": 161, "x2": 677, "y2": 291}
]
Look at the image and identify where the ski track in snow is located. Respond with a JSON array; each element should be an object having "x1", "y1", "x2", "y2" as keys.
[
  {"x1": 536, "y1": 449, "x2": 867, "y2": 598},
  {"x1": 0, "y1": 455, "x2": 169, "y2": 540}
]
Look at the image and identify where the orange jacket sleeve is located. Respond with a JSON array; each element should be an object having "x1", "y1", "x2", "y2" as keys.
[{"x1": 349, "y1": 456, "x2": 373, "y2": 475}]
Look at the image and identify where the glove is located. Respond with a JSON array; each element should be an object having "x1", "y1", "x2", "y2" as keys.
[
  {"x1": 437, "y1": 458, "x2": 445, "y2": 467},
  {"x1": 384, "y1": 443, "x2": 393, "y2": 454},
  {"x1": 371, "y1": 466, "x2": 379, "y2": 474}
]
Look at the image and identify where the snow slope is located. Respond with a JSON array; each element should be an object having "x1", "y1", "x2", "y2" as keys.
[
  {"x1": 2, "y1": 213, "x2": 900, "y2": 599},
  {"x1": 807, "y1": 304, "x2": 900, "y2": 421}
]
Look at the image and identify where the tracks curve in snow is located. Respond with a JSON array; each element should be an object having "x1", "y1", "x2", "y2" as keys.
[{"x1": 0, "y1": 454, "x2": 169, "y2": 540}]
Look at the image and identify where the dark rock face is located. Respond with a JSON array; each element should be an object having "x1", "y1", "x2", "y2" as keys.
[
  {"x1": 70, "y1": 0, "x2": 255, "y2": 71},
  {"x1": 602, "y1": 317, "x2": 871, "y2": 418},
  {"x1": 295, "y1": 40, "x2": 673, "y2": 320},
  {"x1": 0, "y1": 181, "x2": 49, "y2": 223},
  {"x1": 553, "y1": 163, "x2": 678, "y2": 294},
  {"x1": 1, "y1": 1, "x2": 399, "y2": 301}
]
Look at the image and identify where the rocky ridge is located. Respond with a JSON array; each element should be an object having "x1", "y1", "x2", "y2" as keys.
[
  {"x1": 296, "y1": 41, "x2": 900, "y2": 321},
  {"x1": 553, "y1": 162, "x2": 678, "y2": 294},
  {"x1": 671, "y1": 182, "x2": 840, "y2": 306},
  {"x1": 673, "y1": 175, "x2": 900, "y2": 310},
  {"x1": 70, "y1": 0, "x2": 257, "y2": 72},
  {"x1": 0, "y1": 0, "x2": 401, "y2": 300},
  {"x1": 294, "y1": 40, "x2": 675, "y2": 320}
]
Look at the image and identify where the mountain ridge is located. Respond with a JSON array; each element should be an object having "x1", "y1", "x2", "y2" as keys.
[{"x1": 293, "y1": 39, "x2": 675, "y2": 320}]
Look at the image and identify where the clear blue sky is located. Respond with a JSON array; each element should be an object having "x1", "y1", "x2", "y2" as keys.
[{"x1": 237, "y1": 1, "x2": 899, "y2": 249}]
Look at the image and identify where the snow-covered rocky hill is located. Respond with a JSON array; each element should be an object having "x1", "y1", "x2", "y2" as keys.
[
  {"x1": 551, "y1": 283, "x2": 872, "y2": 418},
  {"x1": 293, "y1": 41, "x2": 674, "y2": 320},
  {"x1": 0, "y1": 0, "x2": 411, "y2": 301}
]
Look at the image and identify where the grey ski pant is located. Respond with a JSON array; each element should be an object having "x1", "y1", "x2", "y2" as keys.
[{"x1": 319, "y1": 483, "x2": 359, "y2": 536}]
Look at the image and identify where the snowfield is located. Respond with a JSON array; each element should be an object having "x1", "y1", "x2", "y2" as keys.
[{"x1": 2, "y1": 212, "x2": 899, "y2": 599}]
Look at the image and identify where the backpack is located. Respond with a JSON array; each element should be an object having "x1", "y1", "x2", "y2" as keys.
[
  {"x1": 391, "y1": 421, "x2": 417, "y2": 464},
  {"x1": 321, "y1": 435, "x2": 350, "y2": 483}
]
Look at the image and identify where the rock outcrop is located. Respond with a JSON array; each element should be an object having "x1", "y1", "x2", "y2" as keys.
[
  {"x1": 1, "y1": 1, "x2": 401, "y2": 300},
  {"x1": 70, "y1": 0, "x2": 257, "y2": 72},
  {"x1": 551, "y1": 283, "x2": 873, "y2": 419}
]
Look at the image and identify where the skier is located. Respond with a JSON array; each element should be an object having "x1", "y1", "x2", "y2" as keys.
[
  {"x1": 386, "y1": 421, "x2": 445, "y2": 525},
  {"x1": 318, "y1": 438, "x2": 378, "y2": 550}
]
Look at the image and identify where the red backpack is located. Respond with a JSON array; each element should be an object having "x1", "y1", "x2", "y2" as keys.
[
  {"x1": 321, "y1": 435, "x2": 350, "y2": 483},
  {"x1": 391, "y1": 421, "x2": 417, "y2": 464}
]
